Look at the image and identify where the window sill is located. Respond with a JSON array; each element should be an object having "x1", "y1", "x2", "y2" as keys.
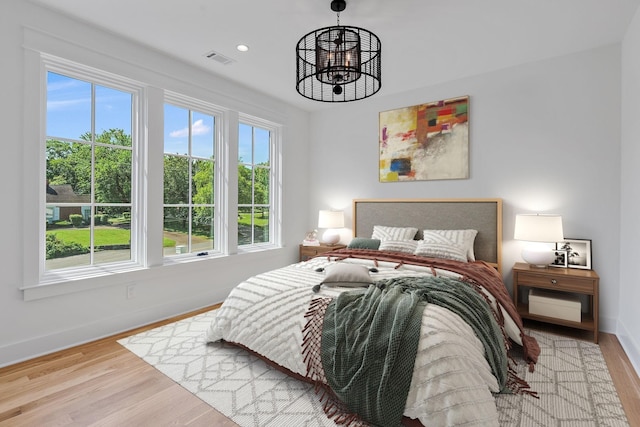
[
  {"x1": 237, "y1": 243, "x2": 281, "y2": 254},
  {"x1": 21, "y1": 262, "x2": 147, "y2": 301},
  {"x1": 21, "y1": 246, "x2": 283, "y2": 301},
  {"x1": 161, "y1": 250, "x2": 225, "y2": 266}
]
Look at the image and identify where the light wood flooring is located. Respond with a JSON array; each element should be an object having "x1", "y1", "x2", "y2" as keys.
[{"x1": 1, "y1": 307, "x2": 638, "y2": 426}]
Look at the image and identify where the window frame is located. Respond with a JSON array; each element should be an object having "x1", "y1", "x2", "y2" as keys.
[
  {"x1": 237, "y1": 115, "x2": 281, "y2": 250},
  {"x1": 21, "y1": 48, "x2": 284, "y2": 300},
  {"x1": 36, "y1": 55, "x2": 146, "y2": 286},
  {"x1": 162, "y1": 93, "x2": 225, "y2": 258}
]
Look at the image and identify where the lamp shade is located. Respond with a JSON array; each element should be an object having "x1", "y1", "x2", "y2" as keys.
[
  {"x1": 514, "y1": 214, "x2": 564, "y2": 242},
  {"x1": 318, "y1": 210, "x2": 344, "y2": 229},
  {"x1": 514, "y1": 214, "x2": 564, "y2": 267},
  {"x1": 318, "y1": 210, "x2": 344, "y2": 244}
]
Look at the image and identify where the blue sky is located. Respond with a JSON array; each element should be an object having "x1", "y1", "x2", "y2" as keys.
[
  {"x1": 48, "y1": 72, "x2": 270, "y2": 163},
  {"x1": 47, "y1": 72, "x2": 131, "y2": 141}
]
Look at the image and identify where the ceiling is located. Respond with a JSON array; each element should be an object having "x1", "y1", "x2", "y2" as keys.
[{"x1": 31, "y1": 0, "x2": 639, "y2": 112}]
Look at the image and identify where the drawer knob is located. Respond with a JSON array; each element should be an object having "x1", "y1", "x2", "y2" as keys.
[{"x1": 550, "y1": 279, "x2": 557, "y2": 285}]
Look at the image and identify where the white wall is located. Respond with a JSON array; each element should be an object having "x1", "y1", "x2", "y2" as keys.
[
  {"x1": 620, "y1": 8, "x2": 640, "y2": 374},
  {"x1": 307, "y1": 46, "x2": 624, "y2": 337},
  {"x1": 0, "y1": 0, "x2": 309, "y2": 367}
]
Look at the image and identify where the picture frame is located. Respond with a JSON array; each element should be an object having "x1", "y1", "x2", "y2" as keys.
[
  {"x1": 555, "y1": 239, "x2": 592, "y2": 270},
  {"x1": 549, "y1": 249, "x2": 568, "y2": 268}
]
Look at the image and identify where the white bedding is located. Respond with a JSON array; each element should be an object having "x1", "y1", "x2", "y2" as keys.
[{"x1": 206, "y1": 256, "x2": 518, "y2": 426}]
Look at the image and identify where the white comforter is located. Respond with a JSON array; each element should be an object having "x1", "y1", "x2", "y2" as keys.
[{"x1": 206, "y1": 256, "x2": 514, "y2": 426}]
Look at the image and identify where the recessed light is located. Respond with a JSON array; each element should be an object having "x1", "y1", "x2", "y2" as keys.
[{"x1": 236, "y1": 44, "x2": 249, "y2": 52}]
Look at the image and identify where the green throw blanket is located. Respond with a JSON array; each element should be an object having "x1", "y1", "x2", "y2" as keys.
[{"x1": 321, "y1": 276, "x2": 508, "y2": 427}]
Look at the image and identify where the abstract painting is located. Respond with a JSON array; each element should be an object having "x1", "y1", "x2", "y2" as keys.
[{"x1": 379, "y1": 96, "x2": 469, "y2": 182}]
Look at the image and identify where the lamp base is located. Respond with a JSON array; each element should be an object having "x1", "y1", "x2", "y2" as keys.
[
  {"x1": 322, "y1": 229, "x2": 340, "y2": 245},
  {"x1": 521, "y1": 243, "x2": 555, "y2": 268}
]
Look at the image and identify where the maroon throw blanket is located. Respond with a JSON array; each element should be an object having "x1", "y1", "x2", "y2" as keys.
[{"x1": 314, "y1": 248, "x2": 540, "y2": 369}]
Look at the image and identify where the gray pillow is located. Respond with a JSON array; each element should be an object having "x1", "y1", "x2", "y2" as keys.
[
  {"x1": 347, "y1": 237, "x2": 381, "y2": 250},
  {"x1": 312, "y1": 263, "x2": 373, "y2": 292}
]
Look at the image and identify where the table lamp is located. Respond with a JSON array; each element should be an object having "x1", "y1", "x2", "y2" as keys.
[
  {"x1": 514, "y1": 214, "x2": 564, "y2": 267},
  {"x1": 318, "y1": 210, "x2": 344, "y2": 245}
]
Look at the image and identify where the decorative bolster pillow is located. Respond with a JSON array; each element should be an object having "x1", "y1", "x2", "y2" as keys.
[
  {"x1": 312, "y1": 263, "x2": 373, "y2": 293},
  {"x1": 347, "y1": 237, "x2": 381, "y2": 250},
  {"x1": 378, "y1": 239, "x2": 419, "y2": 254},
  {"x1": 422, "y1": 229, "x2": 478, "y2": 261},
  {"x1": 414, "y1": 240, "x2": 468, "y2": 262},
  {"x1": 371, "y1": 225, "x2": 418, "y2": 241}
]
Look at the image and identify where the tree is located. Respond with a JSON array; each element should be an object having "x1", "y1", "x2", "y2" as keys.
[
  {"x1": 237, "y1": 160, "x2": 269, "y2": 206},
  {"x1": 163, "y1": 154, "x2": 189, "y2": 204},
  {"x1": 46, "y1": 140, "x2": 91, "y2": 195},
  {"x1": 163, "y1": 154, "x2": 190, "y2": 232},
  {"x1": 46, "y1": 128, "x2": 132, "y2": 206},
  {"x1": 238, "y1": 163, "x2": 253, "y2": 205},
  {"x1": 192, "y1": 159, "x2": 214, "y2": 236},
  {"x1": 254, "y1": 165, "x2": 270, "y2": 205},
  {"x1": 93, "y1": 129, "x2": 132, "y2": 204}
]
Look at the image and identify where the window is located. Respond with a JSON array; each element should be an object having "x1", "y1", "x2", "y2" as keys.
[
  {"x1": 45, "y1": 70, "x2": 135, "y2": 271},
  {"x1": 238, "y1": 122, "x2": 272, "y2": 246},
  {"x1": 29, "y1": 51, "x2": 283, "y2": 294},
  {"x1": 163, "y1": 102, "x2": 218, "y2": 256}
]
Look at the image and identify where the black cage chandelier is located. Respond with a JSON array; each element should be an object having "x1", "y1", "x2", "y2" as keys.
[{"x1": 296, "y1": 0, "x2": 381, "y2": 102}]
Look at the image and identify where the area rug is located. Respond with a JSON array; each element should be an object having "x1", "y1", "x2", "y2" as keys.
[{"x1": 118, "y1": 310, "x2": 630, "y2": 426}]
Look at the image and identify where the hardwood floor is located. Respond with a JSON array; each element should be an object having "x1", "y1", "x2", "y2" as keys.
[{"x1": 1, "y1": 308, "x2": 638, "y2": 426}]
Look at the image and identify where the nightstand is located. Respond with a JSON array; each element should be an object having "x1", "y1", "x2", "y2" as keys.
[
  {"x1": 512, "y1": 262, "x2": 599, "y2": 343},
  {"x1": 299, "y1": 243, "x2": 346, "y2": 262}
]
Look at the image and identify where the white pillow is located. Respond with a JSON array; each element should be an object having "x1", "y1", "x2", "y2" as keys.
[
  {"x1": 379, "y1": 239, "x2": 419, "y2": 254},
  {"x1": 414, "y1": 240, "x2": 468, "y2": 262},
  {"x1": 422, "y1": 229, "x2": 478, "y2": 261},
  {"x1": 372, "y1": 225, "x2": 418, "y2": 241}
]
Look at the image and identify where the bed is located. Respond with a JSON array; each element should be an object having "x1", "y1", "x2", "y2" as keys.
[{"x1": 206, "y1": 198, "x2": 539, "y2": 427}]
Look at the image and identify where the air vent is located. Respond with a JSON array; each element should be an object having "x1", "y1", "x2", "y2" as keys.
[{"x1": 204, "y1": 50, "x2": 235, "y2": 65}]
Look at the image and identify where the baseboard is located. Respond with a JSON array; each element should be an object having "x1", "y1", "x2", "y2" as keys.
[
  {"x1": 0, "y1": 293, "x2": 224, "y2": 369},
  {"x1": 617, "y1": 318, "x2": 640, "y2": 378},
  {"x1": 599, "y1": 315, "x2": 618, "y2": 336}
]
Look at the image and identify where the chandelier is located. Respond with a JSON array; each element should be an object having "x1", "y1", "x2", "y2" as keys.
[{"x1": 296, "y1": 0, "x2": 382, "y2": 102}]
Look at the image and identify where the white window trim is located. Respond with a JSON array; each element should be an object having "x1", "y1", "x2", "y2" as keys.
[
  {"x1": 23, "y1": 53, "x2": 148, "y2": 294},
  {"x1": 162, "y1": 91, "x2": 227, "y2": 260},
  {"x1": 237, "y1": 114, "x2": 282, "y2": 251},
  {"x1": 20, "y1": 49, "x2": 284, "y2": 301}
]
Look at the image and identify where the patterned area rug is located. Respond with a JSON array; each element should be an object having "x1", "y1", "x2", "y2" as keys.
[{"x1": 118, "y1": 310, "x2": 630, "y2": 427}]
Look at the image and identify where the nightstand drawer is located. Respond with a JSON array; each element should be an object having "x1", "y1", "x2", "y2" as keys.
[
  {"x1": 517, "y1": 272, "x2": 595, "y2": 293},
  {"x1": 301, "y1": 247, "x2": 323, "y2": 257},
  {"x1": 299, "y1": 244, "x2": 346, "y2": 261}
]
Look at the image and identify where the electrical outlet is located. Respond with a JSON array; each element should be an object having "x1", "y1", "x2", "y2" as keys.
[{"x1": 126, "y1": 284, "x2": 136, "y2": 299}]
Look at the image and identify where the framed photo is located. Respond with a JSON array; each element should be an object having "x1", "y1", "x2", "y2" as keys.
[
  {"x1": 549, "y1": 250, "x2": 568, "y2": 268},
  {"x1": 556, "y1": 239, "x2": 592, "y2": 270}
]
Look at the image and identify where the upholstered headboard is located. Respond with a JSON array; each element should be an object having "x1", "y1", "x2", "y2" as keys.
[{"x1": 352, "y1": 198, "x2": 502, "y2": 272}]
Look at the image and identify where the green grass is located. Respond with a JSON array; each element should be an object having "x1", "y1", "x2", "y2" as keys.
[
  {"x1": 48, "y1": 227, "x2": 176, "y2": 248},
  {"x1": 47, "y1": 213, "x2": 265, "y2": 249},
  {"x1": 47, "y1": 227, "x2": 128, "y2": 246},
  {"x1": 238, "y1": 213, "x2": 269, "y2": 227}
]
